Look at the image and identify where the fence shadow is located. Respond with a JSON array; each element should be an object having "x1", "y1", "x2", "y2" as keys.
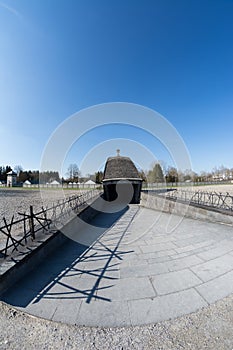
[{"x1": 0, "y1": 205, "x2": 133, "y2": 307}]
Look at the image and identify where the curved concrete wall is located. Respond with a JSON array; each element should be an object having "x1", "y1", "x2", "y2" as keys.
[{"x1": 140, "y1": 192, "x2": 233, "y2": 226}]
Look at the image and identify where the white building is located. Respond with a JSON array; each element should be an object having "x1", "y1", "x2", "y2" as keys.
[
  {"x1": 23, "y1": 180, "x2": 31, "y2": 187},
  {"x1": 50, "y1": 180, "x2": 61, "y2": 187},
  {"x1": 84, "y1": 180, "x2": 96, "y2": 188},
  {"x1": 7, "y1": 170, "x2": 17, "y2": 187}
]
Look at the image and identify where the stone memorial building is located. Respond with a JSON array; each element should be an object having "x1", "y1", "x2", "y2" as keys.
[{"x1": 102, "y1": 150, "x2": 143, "y2": 204}]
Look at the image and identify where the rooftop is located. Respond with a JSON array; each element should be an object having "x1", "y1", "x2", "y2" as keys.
[{"x1": 103, "y1": 152, "x2": 142, "y2": 181}]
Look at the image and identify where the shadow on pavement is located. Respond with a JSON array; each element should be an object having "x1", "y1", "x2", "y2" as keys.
[{"x1": 0, "y1": 205, "x2": 134, "y2": 307}]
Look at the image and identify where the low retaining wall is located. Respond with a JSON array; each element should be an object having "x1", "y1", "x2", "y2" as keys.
[
  {"x1": 0, "y1": 195, "x2": 102, "y2": 295},
  {"x1": 0, "y1": 230, "x2": 66, "y2": 295},
  {"x1": 140, "y1": 192, "x2": 233, "y2": 225}
]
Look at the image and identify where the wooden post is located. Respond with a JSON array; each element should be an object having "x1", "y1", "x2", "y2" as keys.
[{"x1": 29, "y1": 205, "x2": 35, "y2": 240}]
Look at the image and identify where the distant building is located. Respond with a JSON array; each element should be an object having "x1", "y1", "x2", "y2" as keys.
[
  {"x1": 23, "y1": 180, "x2": 31, "y2": 187},
  {"x1": 102, "y1": 151, "x2": 142, "y2": 204},
  {"x1": 50, "y1": 180, "x2": 60, "y2": 187},
  {"x1": 7, "y1": 170, "x2": 17, "y2": 187},
  {"x1": 84, "y1": 180, "x2": 96, "y2": 188}
]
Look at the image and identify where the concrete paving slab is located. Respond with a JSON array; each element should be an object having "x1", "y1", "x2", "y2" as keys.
[
  {"x1": 173, "y1": 239, "x2": 216, "y2": 254},
  {"x1": 174, "y1": 234, "x2": 217, "y2": 248},
  {"x1": 120, "y1": 261, "x2": 169, "y2": 278},
  {"x1": 174, "y1": 244, "x2": 199, "y2": 253},
  {"x1": 152, "y1": 269, "x2": 202, "y2": 295},
  {"x1": 144, "y1": 236, "x2": 176, "y2": 244},
  {"x1": 77, "y1": 300, "x2": 131, "y2": 327},
  {"x1": 147, "y1": 256, "x2": 172, "y2": 264},
  {"x1": 141, "y1": 249, "x2": 177, "y2": 260},
  {"x1": 39, "y1": 275, "x2": 100, "y2": 301},
  {"x1": 128, "y1": 289, "x2": 208, "y2": 326},
  {"x1": 52, "y1": 299, "x2": 82, "y2": 324},
  {"x1": 169, "y1": 251, "x2": 194, "y2": 260},
  {"x1": 97, "y1": 276, "x2": 156, "y2": 301},
  {"x1": 140, "y1": 242, "x2": 177, "y2": 254},
  {"x1": 197, "y1": 239, "x2": 233, "y2": 260},
  {"x1": 195, "y1": 270, "x2": 233, "y2": 304},
  {"x1": 164, "y1": 254, "x2": 204, "y2": 272},
  {"x1": 20, "y1": 298, "x2": 58, "y2": 320},
  {"x1": 191, "y1": 254, "x2": 233, "y2": 282}
]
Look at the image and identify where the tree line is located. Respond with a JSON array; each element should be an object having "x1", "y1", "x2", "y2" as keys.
[
  {"x1": 1, "y1": 162, "x2": 232, "y2": 185},
  {"x1": 0, "y1": 165, "x2": 60, "y2": 184},
  {"x1": 141, "y1": 163, "x2": 233, "y2": 184}
]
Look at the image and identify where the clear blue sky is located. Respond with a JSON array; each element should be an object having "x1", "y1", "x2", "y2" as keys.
[{"x1": 1, "y1": 0, "x2": 233, "y2": 176}]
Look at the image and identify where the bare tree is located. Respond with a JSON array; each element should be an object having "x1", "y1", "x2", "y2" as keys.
[
  {"x1": 165, "y1": 166, "x2": 178, "y2": 183},
  {"x1": 14, "y1": 165, "x2": 23, "y2": 175},
  {"x1": 66, "y1": 164, "x2": 80, "y2": 181}
]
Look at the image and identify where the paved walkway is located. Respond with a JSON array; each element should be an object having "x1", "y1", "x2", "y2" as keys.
[{"x1": 1, "y1": 205, "x2": 233, "y2": 327}]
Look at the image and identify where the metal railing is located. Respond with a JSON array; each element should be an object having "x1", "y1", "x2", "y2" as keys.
[
  {"x1": 164, "y1": 189, "x2": 233, "y2": 212},
  {"x1": 0, "y1": 190, "x2": 102, "y2": 258}
]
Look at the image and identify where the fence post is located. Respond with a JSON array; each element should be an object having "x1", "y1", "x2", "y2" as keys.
[{"x1": 29, "y1": 205, "x2": 35, "y2": 240}]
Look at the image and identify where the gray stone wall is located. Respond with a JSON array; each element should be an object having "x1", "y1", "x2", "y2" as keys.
[{"x1": 140, "y1": 192, "x2": 233, "y2": 225}]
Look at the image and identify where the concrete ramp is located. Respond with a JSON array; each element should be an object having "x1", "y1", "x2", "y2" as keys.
[{"x1": 1, "y1": 206, "x2": 233, "y2": 327}]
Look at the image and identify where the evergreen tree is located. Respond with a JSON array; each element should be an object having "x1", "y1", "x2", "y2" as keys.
[
  {"x1": 147, "y1": 163, "x2": 164, "y2": 183},
  {"x1": 95, "y1": 171, "x2": 103, "y2": 184}
]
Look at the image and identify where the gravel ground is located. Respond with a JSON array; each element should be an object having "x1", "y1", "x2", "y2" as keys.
[
  {"x1": 181, "y1": 184, "x2": 233, "y2": 195},
  {"x1": 0, "y1": 294, "x2": 232, "y2": 350},
  {"x1": 1, "y1": 185, "x2": 232, "y2": 223},
  {"x1": 0, "y1": 188, "x2": 93, "y2": 244},
  {"x1": 0, "y1": 189, "x2": 88, "y2": 223}
]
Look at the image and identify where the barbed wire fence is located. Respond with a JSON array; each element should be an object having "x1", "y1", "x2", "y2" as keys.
[
  {"x1": 0, "y1": 190, "x2": 102, "y2": 259},
  {"x1": 164, "y1": 189, "x2": 233, "y2": 211}
]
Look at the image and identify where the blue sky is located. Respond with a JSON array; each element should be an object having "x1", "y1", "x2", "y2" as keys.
[{"x1": 0, "y1": 0, "x2": 233, "y2": 176}]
